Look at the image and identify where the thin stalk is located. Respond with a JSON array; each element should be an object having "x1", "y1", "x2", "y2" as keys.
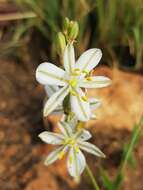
[
  {"x1": 85, "y1": 164, "x2": 100, "y2": 190},
  {"x1": 120, "y1": 116, "x2": 143, "y2": 173}
]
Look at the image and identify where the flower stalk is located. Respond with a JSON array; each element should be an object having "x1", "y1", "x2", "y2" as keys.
[{"x1": 85, "y1": 164, "x2": 100, "y2": 190}]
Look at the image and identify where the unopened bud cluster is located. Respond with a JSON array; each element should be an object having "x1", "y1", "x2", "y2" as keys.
[{"x1": 57, "y1": 18, "x2": 79, "y2": 54}]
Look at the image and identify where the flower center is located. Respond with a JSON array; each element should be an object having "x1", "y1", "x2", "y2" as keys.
[
  {"x1": 64, "y1": 138, "x2": 76, "y2": 146},
  {"x1": 68, "y1": 78, "x2": 78, "y2": 88},
  {"x1": 65, "y1": 138, "x2": 80, "y2": 153},
  {"x1": 58, "y1": 137, "x2": 79, "y2": 160}
]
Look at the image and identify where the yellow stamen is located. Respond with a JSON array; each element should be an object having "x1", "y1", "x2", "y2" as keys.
[
  {"x1": 69, "y1": 78, "x2": 78, "y2": 87},
  {"x1": 58, "y1": 149, "x2": 65, "y2": 159},
  {"x1": 64, "y1": 138, "x2": 76, "y2": 147},
  {"x1": 72, "y1": 73, "x2": 79, "y2": 76},
  {"x1": 82, "y1": 70, "x2": 89, "y2": 75},
  {"x1": 74, "y1": 68, "x2": 80, "y2": 72},
  {"x1": 75, "y1": 146, "x2": 79, "y2": 153},
  {"x1": 68, "y1": 139, "x2": 75, "y2": 146},
  {"x1": 72, "y1": 68, "x2": 81, "y2": 76},
  {"x1": 69, "y1": 155, "x2": 73, "y2": 164},
  {"x1": 70, "y1": 89, "x2": 77, "y2": 96},
  {"x1": 81, "y1": 96, "x2": 88, "y2": 102},
  {"x1": 86, "y1": 76, "x2": 92, "y2": 81},
  {"x1": 77, "y1": 122, "x2": 85, "y2": 130}
]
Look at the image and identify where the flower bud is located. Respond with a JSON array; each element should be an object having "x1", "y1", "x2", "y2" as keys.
[
  {"x1": 63, "y1": 17, "x2": 70, "y2": 32},
  {"x1": 69, "y1": 21, "x2": 79, "y2": 41},
  {"x1": 57, "y1": 32, "x2": 66, "y2": 53}
]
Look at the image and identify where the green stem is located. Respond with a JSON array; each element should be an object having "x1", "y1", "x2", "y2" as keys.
[
  {"x1": 85, "y1": 164, "x2": 100, "y2": 190},
  {"x1": 120, "y1": 116, "x2": 143, "y2": 173}
]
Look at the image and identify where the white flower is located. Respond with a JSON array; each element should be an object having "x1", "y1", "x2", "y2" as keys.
[
  {"x1": 44, "y1": 85, "x2": 101, "y2": 118},
  {"x1": 36, "y1": 44, "x2": 111, "y2": 121},
  {"x1": 39, "y1": 121, "x2": 105, "y2": 178}
]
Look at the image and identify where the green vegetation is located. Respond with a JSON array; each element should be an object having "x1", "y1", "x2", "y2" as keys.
[
  {"x1": 101, "y1": 116, "x2": 143, "y2": 190},
  {"x1": 0, "y1": 0, "x2": 143, "y2": 69}
]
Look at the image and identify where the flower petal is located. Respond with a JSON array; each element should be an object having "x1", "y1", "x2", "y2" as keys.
[
  {"x1": 45, "y1": 85, "x2": 60, "y2": 97},
  {"x1": 44, "y1": 146, "x2": 64, "y2": 166},
  {"x1": 78, "y1": 130, "x2": 92, "y2": 141},
  {"x1": 43, "y1": 85, "x2": 69, "y2": 116},
  {"x1": 38, "y1": 131, "x2": 64, "y2": 144},
  {"x1": 44, "y1": 86, "x2": 64, "y2": 114},
  {"x1": 36, "y1": 62, "x2": 67, "y2": 86},
  {"x1": 80, "y1": 76, "x2": 111, "y2": 88},
  {"x1": 58, "y1": 121, "x2": 72, "y2": 137},
  {"x1": 70, "y1": 88, "x2": 90, "y2": 121},
  {"x1": 68, "y1": 115, "x2": 78, "y2": 131},
  {"x1": 67, "y1": 147, "x2": 86, "y2": 177},
  {"x1": 75, "y1": 48, "x2": 102, "y2": 74},
  {"x1": 78, "y1": 141, "x2": 105, "y2": 158},
  {"x1": 52, "y1": 105, "x2": 64, "y2": 115},
  {"x1": 89, "y1": 98, "x2": 101, "y2": 110},
  {"x1": 64, "y1": 44, "x2": 75, "y2": 73}
]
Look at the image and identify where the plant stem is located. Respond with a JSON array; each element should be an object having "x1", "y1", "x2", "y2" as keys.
[
  {"x1": 121, "y1": 116, "x2": 143, "y2": 173},
  {"x1": 85, "y1": 164, "x2": 100, "y2": 190}
]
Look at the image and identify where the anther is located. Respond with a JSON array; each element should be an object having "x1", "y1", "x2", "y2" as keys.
[
  {"x1": 69, "y1": 155, "x2": 73, "y2": 164},
  {"x1": 75, "y1": 146, "x2": 79, "y2": 153},
  {"x1": 72, "y1": 68, "x2": 81, "y2": 76},
  {"x1": 77, "y1": 122, "x2": 84, "y2": 130},
  {"x1": 69, "y1": 78, "x2": 78, "y2": 87},
  {"x1": 82, "y1": 70, "x2": 89, "y2": 75},
  {"x1": 74, "y1": 68, "x2": 80, "y2": 72},
  {"x1": 58, "y1": 150, "x2": 65, "y2": 159},
  {"x1": 70, "y1": 89, "x2": 77, "y2": 96},
  {"x1": 81, "y1": 96, "x2": 88, "y2": 102},
  {"x1": 86, "y1": 76, "x2": 92, "y2": 81}
]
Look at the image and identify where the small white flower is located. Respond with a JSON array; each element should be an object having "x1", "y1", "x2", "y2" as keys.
[
  {"x1": 44, "y1": 85, "x2": 101, "y2": 118},
  {"x1": 39, "y1": 121, "x2": 105, "y2": 178},
  {"x1": 36, "y1": 44, "x2": 111, "y2": 121}
]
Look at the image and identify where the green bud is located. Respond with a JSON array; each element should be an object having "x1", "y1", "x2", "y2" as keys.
[
  {"x1": 63, "y1": 17, "x2": 70, "y2": 31},
  {"x1": 57, "y1": 32, "x2": 66, "y2": 53},
  {"x1": 69, "y1": 21, "x2": 79, "y2": 41}
]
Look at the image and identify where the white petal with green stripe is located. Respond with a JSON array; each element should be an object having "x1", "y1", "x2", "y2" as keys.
[
  {"x1": 80, "y1": 76, "x2": 111, "y2": 88},
  {"x1": 75, "y1": 48, "x2": 102, "y2": 74},
  {"x1": 43, "y1": 85, "x2": 69, "y2": 116},
  {"x1": 45, "y1": 85, "x2": 60, "y2": 97},
  {"x1": 64, "y1": 44, "x2": 75, "y2": 74},
  {"x1": 36, "y1": 62, "x2": 67, "y2": 86},
  {"x1": 67, "y1": 147, "x2": 86, "y2": 177},
  {"x1": 44, "y1": 146, "x2": 64, "y2": 166},
  {"x1": 78, "y1": 130, "x2": 92, "y2": 141},
  {"x1": 38, "y1": 131, "x2": 64, "y2": 144},
  {"x1": 68, "y1": 115, "x2": 78, "y2": 131},
  {"x1": 53, "y1": 105, "x2": 64, "y2": 114},
  {"x1": 70, "y1": 88, "x2": 90, "y2": 121},
  {"x1": 89, "y1": 98, "x2": 101, "y2": 110},
  {"x1": 78, "y1": 141, "x2": 105, "y2": 158},
  {"x1": 58, "y1": 121, "x2": 72, "y2": 137}
]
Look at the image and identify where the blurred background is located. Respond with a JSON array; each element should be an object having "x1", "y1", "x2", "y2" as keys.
[{"x1": 0, "y1": 0, "x2": 143, "y2": 190}]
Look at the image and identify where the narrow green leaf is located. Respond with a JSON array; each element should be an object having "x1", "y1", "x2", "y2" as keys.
[{"x1": 101, "y1": 169, "x2": 113, "y2": 190}]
